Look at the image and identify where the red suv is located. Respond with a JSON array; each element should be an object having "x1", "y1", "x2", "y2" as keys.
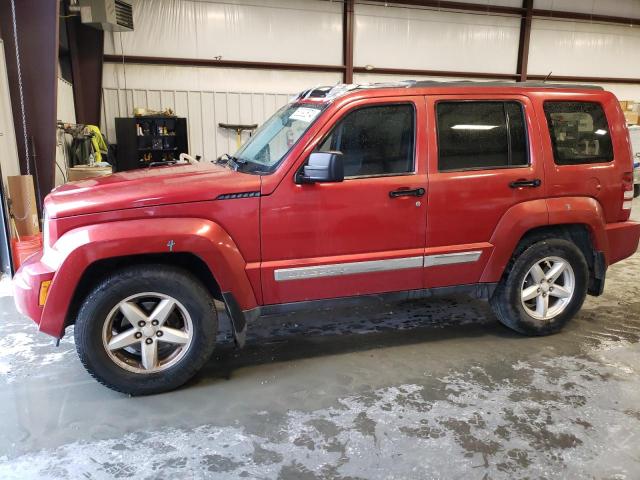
[{"x1": 13, "y1": 81, "x2": 640, "y2": 394}]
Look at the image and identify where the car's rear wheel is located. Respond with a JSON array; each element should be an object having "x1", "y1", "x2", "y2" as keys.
[
  {"x1": 74, "y1": 265, "x2": 217, "y2": 395},
  {"x1": 490, "y1": 238, "x2": 588, "y2": 336}
]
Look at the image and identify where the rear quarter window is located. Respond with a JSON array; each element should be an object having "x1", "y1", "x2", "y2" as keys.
[{"x1": 543, "y1": 101, "x2": 613, "y2": 165}]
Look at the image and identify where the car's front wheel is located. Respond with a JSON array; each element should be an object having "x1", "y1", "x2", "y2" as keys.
[
  {"x1": 490, "y1": 238, "x2": 588, "y2": 336},
  {"x1": 74, "y1": 265, "x2": 217, "y2": 395}
]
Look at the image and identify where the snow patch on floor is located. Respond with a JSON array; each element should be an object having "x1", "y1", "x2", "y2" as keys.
[{"x1": 1, "y1": 353, "x2": 638, "y2": 479}]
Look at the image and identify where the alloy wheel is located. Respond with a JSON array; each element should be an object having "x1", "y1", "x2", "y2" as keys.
[
  {"x1": 520, "y1": 256, "x2": 575, "y2": 321},
  {"x1": 101, "y1": 292, "x2": 194, "y2": 374}
]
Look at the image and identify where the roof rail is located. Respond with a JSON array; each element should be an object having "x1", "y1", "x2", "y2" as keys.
[
  {"x1": 292, "y1": 80, "x2": 605, "y2": 104},
  {"x1": 411, "y1": 80, "x2": 604, "y2": 90}
]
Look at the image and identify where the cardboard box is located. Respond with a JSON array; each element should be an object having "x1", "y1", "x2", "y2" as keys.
[
  {"x1": 7, "y1": 175, "x2": 39, "y2": 237},
  {"x1": 620, "y1": 101, "x2": 629, "y2": 111},
  {"x1": 624, "y1": 111, "x2": 640, "y2": 125},
  {"x1": 68, "y1": 164, "x2": 112, "y2": 182}
]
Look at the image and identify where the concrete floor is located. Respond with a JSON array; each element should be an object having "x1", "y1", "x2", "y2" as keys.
[{"x1": 1, "y1": 205, "x2": 640, "y2": 479}]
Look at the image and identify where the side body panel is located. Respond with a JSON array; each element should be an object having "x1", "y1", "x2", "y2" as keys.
[
  {"x1": 260, "y1": 95, "x2": 429, "y2": 304},
  {"x1": 530, "y1": 90, "x2": 633, "y2": 223},
  {"x1": 50, "y1": 198, "x2": 263, "y2": 304},
  {"x1": 424, "y1": 94, "x2": 547, "y2": 288}
]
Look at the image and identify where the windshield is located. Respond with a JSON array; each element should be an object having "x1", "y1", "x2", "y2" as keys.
[{"x1": 233, "y1": 103, "x2": 324, "y2": 172}]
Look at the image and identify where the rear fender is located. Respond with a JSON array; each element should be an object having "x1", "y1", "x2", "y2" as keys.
[
  {"x1": 480, "y1": 199, "x2": 548, "y2": 283},
  {"x1": 40, "y1": 218, "x2": 257, "y2": 338},
  {"x1": 480, "y1": 197, "x2": 609, "y2": 283},
  {"x1": 545, "y1": 196, "x2": 608, "y2": 258}
]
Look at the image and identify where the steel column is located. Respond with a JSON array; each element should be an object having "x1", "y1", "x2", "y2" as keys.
[
  {"x1": 343, "y1": 0, "x2": 355, "y2": 84},
  {"x1": 516, "y1": 0, "x2": 534, "y2": 82}
]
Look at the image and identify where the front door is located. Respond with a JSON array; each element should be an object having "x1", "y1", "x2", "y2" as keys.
[
  {"x1": 260, "y1": 96, "x2": 428, "y2": 305},
  {"x1": 423, "y1": 94, "x2": 546, "y2": 288}
]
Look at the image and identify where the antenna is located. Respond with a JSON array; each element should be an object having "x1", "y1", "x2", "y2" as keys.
[{"x1": 543, "y1": 71, "x2": 553, "y2": 82}]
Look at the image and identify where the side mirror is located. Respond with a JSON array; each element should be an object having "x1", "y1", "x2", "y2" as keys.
[{"x1": 299, "y1": 152, "x2": 344, "y2": 184}]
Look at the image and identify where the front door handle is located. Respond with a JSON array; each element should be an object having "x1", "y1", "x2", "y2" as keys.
[
  {"x1": 389, "y1": 187, "x2": 426, "y2": 198},
  {"x1": 509, "y1": 178, "x2": 541, "y2": 189}
]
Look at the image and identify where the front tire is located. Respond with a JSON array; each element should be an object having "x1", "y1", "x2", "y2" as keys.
[
  {"x1": 490, "y1": 239, "x2": 588, "y2": 336},
  {"x1": 74, "y1": 265, "x2": 217, "y2": 395}
]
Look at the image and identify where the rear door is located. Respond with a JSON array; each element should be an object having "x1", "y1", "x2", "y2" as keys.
[{"x1": 424, "y1": 94, "x2": 545, "y2": 288}]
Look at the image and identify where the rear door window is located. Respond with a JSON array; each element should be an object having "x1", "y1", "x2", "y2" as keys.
[
  {"x1": 543, "y1": 101, "x2": 613, "y2": 165},
  {"x1": 436, "y1": 101, "x2": 529, "y2": 171}
]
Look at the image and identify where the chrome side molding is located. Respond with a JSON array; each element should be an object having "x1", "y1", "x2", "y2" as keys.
[
  {"x1": 274, "y1": 251, "x2": 482, "y2": 282},
  {"x1": 274, "y1": 256, "x2": 424, "y2": 282}
]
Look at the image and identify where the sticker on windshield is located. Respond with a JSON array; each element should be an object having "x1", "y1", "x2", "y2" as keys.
[{"x1": 289, "y1": 107, "x2": 321, "y2": 123}]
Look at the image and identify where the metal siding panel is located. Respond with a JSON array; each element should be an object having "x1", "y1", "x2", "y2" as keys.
[
  {"x1": 201, "y1": 92, "x2": 215, "y2": 162},
  {"x1": 146, "y1": 90, "x2": 162, "y2": 111},
  {"x1": 187, "y1": 91, "x2": 203, "y2": 158},
  {"x1": 529, "y1": 19, "x2": 640, "y2": 78},
  {"x1": 354, "y1": 4, "x2": 520, "y2": 74}
]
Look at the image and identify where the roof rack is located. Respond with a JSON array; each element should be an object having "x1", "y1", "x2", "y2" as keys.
[
  {"x1": 411, "y1": 80, "x2": 604, "y2": 90},
  {"x1": 293, "y1": 80, "x2": 604, "y2": 104}
]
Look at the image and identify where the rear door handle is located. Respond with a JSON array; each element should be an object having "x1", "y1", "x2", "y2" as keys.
[
  {"x1": 509, "y1": 178, "x2": 541, "y2": 189},
  {"x1": 389, "y1": 188, "x2": 425, "y2": 198}
]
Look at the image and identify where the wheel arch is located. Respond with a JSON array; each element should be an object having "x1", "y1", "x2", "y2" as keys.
[
  {"x1": 481, "y1": 197, "x2": 608, "y2": 295},
  {"x1": 489, "y1": 223, "x2": 605, "y2": 296},
  {"x1": 64, "y1": 252, "x2": 222, "y2": 330},
  {"x1": 39, "y1": 217, "x2": 258, "y2": 338}
]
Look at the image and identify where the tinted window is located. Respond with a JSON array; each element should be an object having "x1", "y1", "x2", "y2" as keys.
[
  {"x1": 543, "y1": 101, "x2": 613, "y2": 165},
  {"x1": 318, "y1": 104, "x2": 415, "y2": 177},
  {"x1": 437, "y1": 101, "x2": 528, "y2": 171}
]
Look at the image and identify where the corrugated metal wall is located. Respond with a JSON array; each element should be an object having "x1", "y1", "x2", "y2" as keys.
[{"x1": 101, "y1": 88, "x2": 294, "y2": 160}]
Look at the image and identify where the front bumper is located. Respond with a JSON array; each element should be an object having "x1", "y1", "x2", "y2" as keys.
[
  {"x1": 606, "y1": 221, "x2": 640, "y2": 265},
  {"x1": 13, "y1": 251, "x2": 56, "y2": 332}
]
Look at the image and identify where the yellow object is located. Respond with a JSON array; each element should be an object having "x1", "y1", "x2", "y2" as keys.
[
  {"x1": 39, "y1": 281, "x2": 51, "y2": 306},
  {"x1": 85, "y1": 125, "x2": 108, "y2": 163}
]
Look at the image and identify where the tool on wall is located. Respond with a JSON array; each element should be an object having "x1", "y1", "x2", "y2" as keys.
[{"x1": 218, "y1": 123, "x2": 258, "y2": 150}]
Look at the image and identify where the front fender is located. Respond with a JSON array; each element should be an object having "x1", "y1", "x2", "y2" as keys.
[{"x1": 40, "y1": 218, "x2": 257, "y2": 337}]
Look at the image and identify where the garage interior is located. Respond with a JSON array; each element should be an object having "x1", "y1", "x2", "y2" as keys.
[{"x1": 2, "y1": 0, "x2": 640, "y2": 478}]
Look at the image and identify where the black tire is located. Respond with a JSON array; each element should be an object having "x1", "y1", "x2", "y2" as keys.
[
  {"x1": 74, "y1": 264, "x2": 217, "y2": 395},
  {"x1": 634, "y1": 184, "x2": 640, "y2": 198},
  {"x1": 490, "y1": 238, "x2": 588, "y2": 336}
]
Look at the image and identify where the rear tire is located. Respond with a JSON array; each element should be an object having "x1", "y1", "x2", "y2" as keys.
[
  {"x1": 490, "y1": 239, "x2": 588, "y2": 336},
  {"x1": 74, "y1": 265, "x2": 217, "y2": 395}
]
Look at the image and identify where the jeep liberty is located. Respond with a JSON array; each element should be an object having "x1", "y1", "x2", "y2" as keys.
[{"x1": 13, "y1": 81, "x2": 640, "y2": 394}]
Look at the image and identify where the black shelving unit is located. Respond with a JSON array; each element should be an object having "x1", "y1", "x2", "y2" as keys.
[{"x1": 115, "y1": 116, "x2": 188, "y2": 171}]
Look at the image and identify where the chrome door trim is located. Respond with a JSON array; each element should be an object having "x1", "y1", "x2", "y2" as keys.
[
  {"x1": 274, "y1": 256, "x2": 424, "y2": 282},
  {"x1": 424, "y1": 250, "x2": 482, "y2": 267},
  {"x1": 274, "y1": 250, "x2": 482, "y2": 282}
]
